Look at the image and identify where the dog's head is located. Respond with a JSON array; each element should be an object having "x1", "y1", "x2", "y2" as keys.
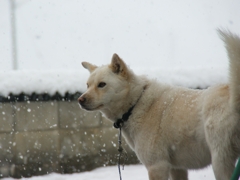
[{"x1": 78, "y1": 53, "x2": 132, "y2": 113}]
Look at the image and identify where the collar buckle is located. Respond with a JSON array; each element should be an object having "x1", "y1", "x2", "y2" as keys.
[{"x1": 113, "y1": 106, "x2": 134, "y2": 129}]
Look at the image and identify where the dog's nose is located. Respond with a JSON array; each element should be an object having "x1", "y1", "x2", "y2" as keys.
[{"x1": 78, "y1": 96, "x2": 86, "y2": 104}]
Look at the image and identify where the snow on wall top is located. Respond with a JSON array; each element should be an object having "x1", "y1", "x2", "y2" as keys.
[
  {"x1": 0, "y1": 66, "x2": 228, "y2": 97},
  {"x1": 0, "y1": 70, "x2": 86, "y2": 97}
]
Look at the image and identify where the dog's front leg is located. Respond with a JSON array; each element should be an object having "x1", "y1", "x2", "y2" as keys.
[
  {"x1": 147, "y1": 162, "x2": 170, "y2": 180},
  {"x1": 169, "y1": 168, "x2": 188, "y2": 180}
]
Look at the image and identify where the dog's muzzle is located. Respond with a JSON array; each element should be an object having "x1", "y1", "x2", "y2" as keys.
[{"x1": 78, "y1": 96, "x2": 86, "y2": 106}]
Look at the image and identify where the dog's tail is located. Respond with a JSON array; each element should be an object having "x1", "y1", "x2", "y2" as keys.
[{"x1": 218, "y1": 29, "x2": 240, "y2": 112}]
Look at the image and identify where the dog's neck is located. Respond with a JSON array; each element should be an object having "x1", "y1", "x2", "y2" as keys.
[{"x1": 113, "y1": 84, "x2": 147, "y2": 128}]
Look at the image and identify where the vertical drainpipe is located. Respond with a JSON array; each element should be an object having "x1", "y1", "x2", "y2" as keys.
[{"x1": 10, "y1": 0, "x2": 17, "y2": 70}]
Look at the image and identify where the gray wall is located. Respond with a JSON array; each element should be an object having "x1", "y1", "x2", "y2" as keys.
[{"x1": 0, "y1": 101, "x2": 138, "y2": 178}]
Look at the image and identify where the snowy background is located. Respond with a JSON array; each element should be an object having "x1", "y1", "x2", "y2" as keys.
[
  {"x1": 0, "y1": 0, "x2": 240, "y2": 179},
  {"x1": 0, "y1": 0, "x2": 240, "y2": 96}
]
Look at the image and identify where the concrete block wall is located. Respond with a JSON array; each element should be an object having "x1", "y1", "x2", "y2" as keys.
[{"x1": 0, "y1": 101, "x2": 138, "y2": 178}]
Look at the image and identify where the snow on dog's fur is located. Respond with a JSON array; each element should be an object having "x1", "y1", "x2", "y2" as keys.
[{"x1": 78, "y1": 29, "x2": 240, "y2": 180}]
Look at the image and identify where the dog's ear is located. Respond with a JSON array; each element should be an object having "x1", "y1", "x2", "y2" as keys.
[
  {"x1": 82, "y1": 62, "x2": 97, "y2": 73},
  {"x1": 110, "y1": 53, "x2": 129, "y2": 78}
]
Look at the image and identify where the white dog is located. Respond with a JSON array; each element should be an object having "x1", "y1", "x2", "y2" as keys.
[{"x1": 78, "y1": 29, "x2": 240, "y2": 180}]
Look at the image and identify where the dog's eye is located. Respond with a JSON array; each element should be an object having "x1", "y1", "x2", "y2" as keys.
[{"x1": 98, "y1": 82, "x2": 106, "y2": 88}]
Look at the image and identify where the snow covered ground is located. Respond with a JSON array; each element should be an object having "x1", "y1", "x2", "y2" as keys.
[{"x1": 2, "y1": 164, "x2": 215, "y2": 180}]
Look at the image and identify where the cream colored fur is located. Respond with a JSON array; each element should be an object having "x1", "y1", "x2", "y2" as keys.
[{"x1": 78, "y1": 29, "x2": 240, "y2": 180}]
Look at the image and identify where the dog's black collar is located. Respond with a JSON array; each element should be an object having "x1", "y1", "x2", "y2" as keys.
[
  {"x1": 113, "y1": 105, "x2": 135, "y2": 129},
  {"x1": 113, "y1": 85, "x2": 147, "y2": 129}
]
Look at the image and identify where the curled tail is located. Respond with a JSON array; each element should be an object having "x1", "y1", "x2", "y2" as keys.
[{"x1": 218, "y1": 29, "x2": 240, "y2": 112}]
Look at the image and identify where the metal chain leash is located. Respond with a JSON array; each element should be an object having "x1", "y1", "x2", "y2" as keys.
[{"x1": 117, "y1": 125, "x2": 128, "y2": 180}]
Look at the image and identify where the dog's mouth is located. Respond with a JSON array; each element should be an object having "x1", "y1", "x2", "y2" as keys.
[{"x1": 80, "y1": 103, "x2": 103, "y2": 111}]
